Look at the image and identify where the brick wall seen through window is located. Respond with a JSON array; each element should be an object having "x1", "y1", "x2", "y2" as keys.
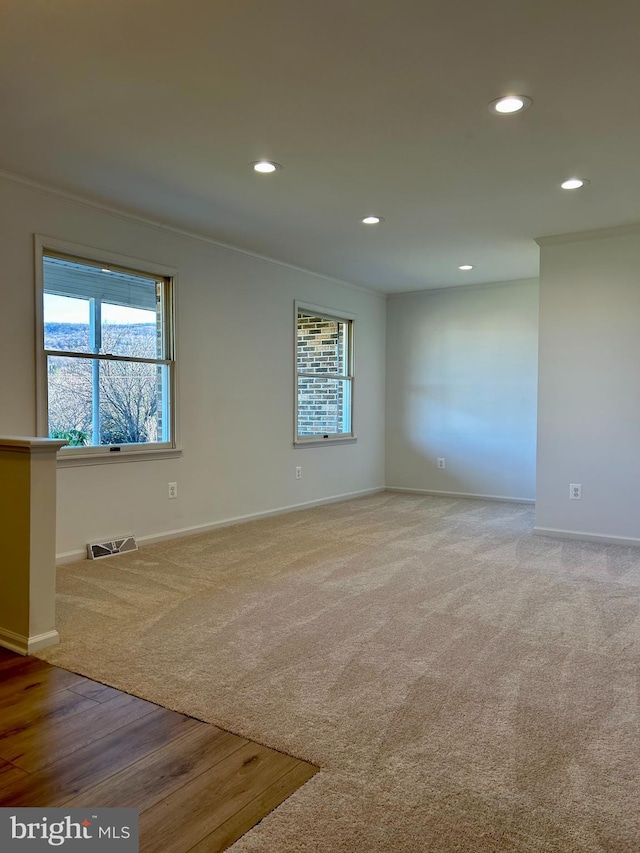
[{"x1": 296, "y1": 309, "x2": 352, "y2": 438}]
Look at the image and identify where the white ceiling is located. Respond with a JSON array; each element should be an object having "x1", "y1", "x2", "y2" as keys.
[{"x1": 2, "y1": 1, "x2": 640, "y2": 293}]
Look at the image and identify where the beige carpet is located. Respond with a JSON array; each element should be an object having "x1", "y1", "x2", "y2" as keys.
[{"x1": 39, "y1": 492, "x2": 640, "y2": 851}]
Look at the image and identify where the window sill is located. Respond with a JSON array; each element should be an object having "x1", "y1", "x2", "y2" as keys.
[
  {"x1": 57, "y1": 447, "x2": 183, "y2": 468},
  {"x1": 294, "y1": 436, "x2": 357, "y2": 449}
]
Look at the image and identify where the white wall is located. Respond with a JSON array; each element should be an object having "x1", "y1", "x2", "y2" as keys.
[
  {"x1": 386, "y1": 280, "x2": 538, "y2": 501},
  {"x1": 0, "y1": 174, "x2": 386, "y2": 558},
  {"x1": 536, "y1": 228, "x2": 640, "y2": 542}
]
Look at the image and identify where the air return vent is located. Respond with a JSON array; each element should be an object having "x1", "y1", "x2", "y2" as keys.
[{"x1": 87, "y1": 536, "x2": 138, "y2": 560}]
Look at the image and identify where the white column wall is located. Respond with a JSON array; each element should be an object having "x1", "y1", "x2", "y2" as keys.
[{"x1": 536, "y1": 228, "x2": 640, "y2": 542}]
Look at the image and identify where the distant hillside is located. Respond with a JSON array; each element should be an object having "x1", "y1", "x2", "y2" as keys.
[{"x1": 45, "y1": 322, "x2": 155, "y2": 354}]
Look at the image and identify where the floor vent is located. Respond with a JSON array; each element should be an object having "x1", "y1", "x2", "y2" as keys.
[{"x1": 87, "y1": 536, "x2": 138, "y2": 560}]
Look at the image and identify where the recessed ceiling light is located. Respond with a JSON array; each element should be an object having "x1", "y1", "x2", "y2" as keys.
[
  {"x1": 251, "y1": 160, "x2": 281, "y2": 173},
  {"x1": 561, "y1": 177, "x2": 589, "y2": 190},
  {"x1": 361, "y1": 216, "x2": 383, "y2": 225},
  {"x1": 488, "y1": 95, "x2": 532, "y2": 115},
  {"x1": 459, "y1": 264, "x2": 474, "y2": 271}
]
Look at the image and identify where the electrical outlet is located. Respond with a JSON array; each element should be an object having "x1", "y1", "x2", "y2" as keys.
[
  {"x1": 437, "y1": 458, "x2": 446, "y2": 469},
  {"x1": 569, "y1": 483, "x2": 581, "y2": 500},
  {"x1": 168, "y1": 482, "x2": 178, "y2": 499},
  {"x1": 295, "y1": 466, "x2": 302, "y2": 480}
]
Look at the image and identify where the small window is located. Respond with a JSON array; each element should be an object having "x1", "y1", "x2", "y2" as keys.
[
  {"x1": 295, "y1": 303, "x2": 354, "y2": 444},
  {"x1": 37, "y1": 242, "x2": 176, "y2": 456}
]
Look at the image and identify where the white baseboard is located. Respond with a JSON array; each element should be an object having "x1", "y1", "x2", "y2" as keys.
[
  {"x1": 533, "y1": 526, "x2": 640, "y2": 547},
  {"x1": 386, "y1": 487, "x2": 535, "y2": 505},
  {"x1": 56, "y1": 487, "x2": 385, "y2": 564},
  {"x1": 0, "y1": 627, "x2": 59, "y2": 655}
]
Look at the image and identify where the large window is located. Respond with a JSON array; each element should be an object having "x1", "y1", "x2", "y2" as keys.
[
  {"x1": 295, "y1": 303, "x2": 354, "y2": 444},
  {"x1": 37, "y1": 241, "x2": 176, "y2": 457}
]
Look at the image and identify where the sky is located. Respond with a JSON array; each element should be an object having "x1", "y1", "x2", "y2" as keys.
[{"x1": 44, "y1": 294, "x2": 155, "y2": 325}]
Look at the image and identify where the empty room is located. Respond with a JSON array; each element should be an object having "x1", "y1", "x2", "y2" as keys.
[{"x1": 1, "y1": 2, "x2": 639, "y2": 851}]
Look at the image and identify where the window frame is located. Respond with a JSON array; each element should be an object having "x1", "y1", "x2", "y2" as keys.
[
  {"x1": 35, "y1": 235, "x2": 180, "y2": 465},
  {"x1": 294, "y1": 300, "x2": 356, "y2": 448}
]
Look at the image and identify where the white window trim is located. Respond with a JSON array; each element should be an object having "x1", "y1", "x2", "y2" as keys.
[
  {"x1": 35, "y1": 235, "x2": 181, "y2": 465},
  {"x1": 294, "y1": 300, "x2": 356, "y2": 448}
]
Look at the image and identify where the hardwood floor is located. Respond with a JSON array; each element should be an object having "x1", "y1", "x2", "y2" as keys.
[{"x1": 0, "y1": 647, "x2": 318, "y2": 851}]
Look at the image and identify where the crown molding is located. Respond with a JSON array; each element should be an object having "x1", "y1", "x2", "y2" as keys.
[
  {"x1": 535, "y1": 223, "x2": 640, "y2": 247},
  {"x1": 388, "y1": 277, "x2": 539, "y2": 299},
  {"x1": 0, "y1": 168, "x2": 386, "y2": 299}
]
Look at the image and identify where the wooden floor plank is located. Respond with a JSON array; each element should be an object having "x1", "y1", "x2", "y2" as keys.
[
  {"x1": 66, "y1": 725, "x2": 245, "y2": 810},
  {"x1": 139, "y1": 742, "x2": 301, "y2": 853},
  {"x1": 0, "y1": 664, "x2": 88, "y2": 710},
  {"x1": 0, "y1": 687, "x2": 99, "y2": 735},
  {"x1": 0, "y1": 647, "x2": 26, "y2": 667},
  {"x1": 189, "y1": 759, "x2": 319, "y2": 853},
  {"x1": 0, "y1": 652, "x2": 48, "y2": 675},
  {"x1": 1, "y1": 691, "x2": 158, "y2": 771},
  {"x1": 68, "y1": 680, "x2": 123, "y2": 703},
  {"x1": 2, "y1": 706, "x2": 201, "y2": 807},
  {"x1": 0, "y1": 758, "x2": 29, "y2": 800}
]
